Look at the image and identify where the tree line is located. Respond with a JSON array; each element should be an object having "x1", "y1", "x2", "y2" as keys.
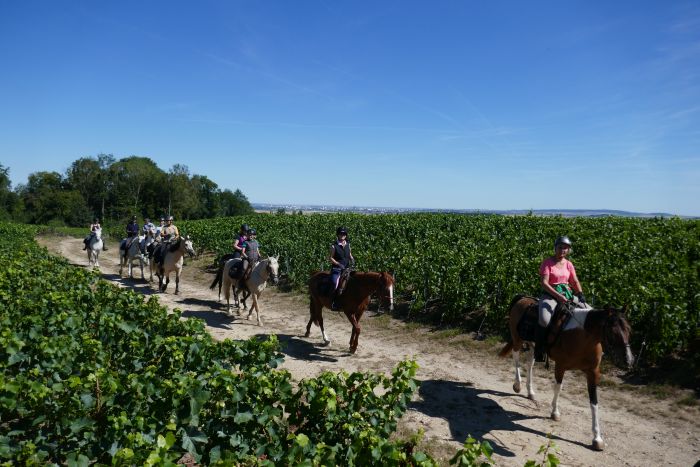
[{"x1": 0, "y1": 155, "x2": 254, "y2": 226}]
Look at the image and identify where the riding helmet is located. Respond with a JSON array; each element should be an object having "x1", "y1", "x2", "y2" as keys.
[
  {"x1": 241, "y1": 224, "x2": 249, "y2": 233},
  {"x1": 167, "y1": 215, "x2": 174, "y2": 221},
  {"x1": 554, "y1": 236, "x2": 572, "y2": 248},
  {"x1": 248, "y1": 228, "x2": 257, "y2": 236},
  {"x1": 336, "y1": 226, "x2": 348, "y2": 236}
]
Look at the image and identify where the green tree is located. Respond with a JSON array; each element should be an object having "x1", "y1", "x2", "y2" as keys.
[
  {"x1": 218, "y1": 188, "x2": 254, "y2": 217},
  {"x1": 18, "y1": 171, "x2": 88, "y2": 225},
  {"x1": 190, "y1": 174, "x2": 220, "y2": 219},
  {"x1": 165, "y1": 164, "x2": 197, "y2": 219},
  {"x1": 0, "y1": 164, "x2": 17, "y2": 220},
  {"x1": 110, "y1": 156, "x2": 165, "y2": 219}
]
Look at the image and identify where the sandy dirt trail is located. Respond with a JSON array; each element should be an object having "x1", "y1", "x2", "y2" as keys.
[{"x1": 45, "y1": 236, "x2": 699, "y2": 466}]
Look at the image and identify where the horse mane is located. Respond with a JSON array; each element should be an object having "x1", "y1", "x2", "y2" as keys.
[
  {"x1": 168, "y1": 238, "x2": 182, "y2": 252},
  {"x1": 583, "y1": 306, "x2": 626, "y2": 332}
]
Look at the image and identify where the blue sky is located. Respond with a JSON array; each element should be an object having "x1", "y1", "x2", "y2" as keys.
[{"x1": 1, "y1": 1, "x2": 699, "y2": 215}]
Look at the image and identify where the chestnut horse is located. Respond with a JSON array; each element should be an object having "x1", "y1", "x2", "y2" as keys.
[
  {"x1": 306, "y1": 270, "x2": 394, "y2": 353},
  {"x1": 499, "y1": 295, "x2": 634, "y2": 451}
]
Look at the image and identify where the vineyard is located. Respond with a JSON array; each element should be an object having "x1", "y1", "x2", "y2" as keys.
[
  {"x1": 178, "y1": 213, "x2": 699, "y2": 362},
  {"x1": 0, "y1": 222, "x2": 437, "y2": 465}
]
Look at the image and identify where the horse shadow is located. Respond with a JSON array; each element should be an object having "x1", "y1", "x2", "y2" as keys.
[
  {"x1": 255, "y1": 333, "x2": 340, "y2": 363},
  {"x1": 410, "y1": 379, "x2": 590, "y2": 458},
  {"x1": 179, "y1": 309, "x2": 238, "y2": 330}
]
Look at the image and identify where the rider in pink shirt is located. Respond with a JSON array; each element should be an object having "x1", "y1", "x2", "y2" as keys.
[{"x1": 535, "y1": 236, "x2": 588, "y2": 362}]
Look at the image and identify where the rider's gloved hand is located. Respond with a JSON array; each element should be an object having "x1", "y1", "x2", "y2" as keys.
[{"x1": 577, "y1": 292, "x2": 587, "y2": 304}]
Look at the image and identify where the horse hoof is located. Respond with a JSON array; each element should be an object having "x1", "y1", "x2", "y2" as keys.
[
  {"x1": 592, "y1": 439, "x2": 605, "y2": 451},
  {"x1": 304, "y1": 331, "x2": 311, "y2": 338},
  {"x1": 513, "y1": 382, "x2": 521, "y2": 393},
  {"x1": 550, "y1": 412, "x2": 560, "y2": 422}
]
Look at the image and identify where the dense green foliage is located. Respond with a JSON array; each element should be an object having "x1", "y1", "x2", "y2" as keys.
[
  {"x1": 182, "y1": 213, "x2": 699, "y2": 362},
  {"x1": 0, "y1": 157, "x2": 253, "y2": 227},
  {"x1": 0, "y1": 222, "x2": 434, "y2": 465}
]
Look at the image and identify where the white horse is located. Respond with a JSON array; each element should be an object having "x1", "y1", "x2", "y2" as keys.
[
  {"x1": 141, "y1": 230, "x2": 156, "y2": 257},
  {"x1": 148, "y1": 236, "x2": 196, "y2": 294},
  {"x1": 86, "y1": 229, "x2": 103, "y2": 268},
  {"x1": 119, "y1": 236, "x2": 145, "y2": 279},
  {"x1": 222, "y1": 256, "x2": 279, "y2": 325}
]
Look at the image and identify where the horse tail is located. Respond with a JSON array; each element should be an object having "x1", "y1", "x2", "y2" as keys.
[
  {"x1": 498, "y1": 341, "x2": 513, "y2": 357},
  {"x1": 209, "y1": 267, "x2": 222, "y2": 290}
]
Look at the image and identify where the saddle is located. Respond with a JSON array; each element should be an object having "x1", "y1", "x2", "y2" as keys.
[
  {"x1": 516, "y1": 299, "x2": 573, "y2": 349},
  {"x1": 121, "y1": 237, "x2": 138, "y2": 251},
  {"x1": 228, "y1": 258, "x2": 244, "y2": 280}
]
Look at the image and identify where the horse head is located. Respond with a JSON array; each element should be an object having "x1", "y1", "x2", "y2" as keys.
[
  {"x1": 265, "y1": 255, "x2": 280, "y2": 285},
  {"x1": 183, "y1": 236, "x2": 196, "y2": 258},
  {"x1": 602, "y1": 305, "x2": 634, "y2": 369},
  {"x1": 377, "y1": 271, "x2": 395, "y2": 312}
]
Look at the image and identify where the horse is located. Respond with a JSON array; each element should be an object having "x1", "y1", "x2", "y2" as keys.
[
  {"x1": 498, "y1": 295, "x2": 634, "y2": 451},
  {"x1": 306, "y1": 270, "x2": 395, "y2": 353},
  {"x1": 221, "y1": 256, "x2": 279, "y2": 325},
  {"x1": 141, "y1": 230, "x2": 156, "y2": 256},
  {"x1": 209, "y1": 253, "x2": 239, "y2": 301},
  {"x1": 86, "y1": 229, "x2": 103, "y2": 268},
  {"x1": 119, "y1": 236, "x2": 145, "y2": 280},
  {"x1": 148, "y1": 236, "x2": 196, "y2": 294}
]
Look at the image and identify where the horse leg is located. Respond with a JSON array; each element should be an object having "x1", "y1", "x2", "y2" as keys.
[
  {"x1": 525, "y1": 351, "x2": 537, "y2": 400},
  {"x1": 550, "y1": 366, "x2": 565, "y2": 421},
  {"x1": 346, "y1": 313, "x2": 361, "y2": 353},
  {"x1": 139, "y1": 257, "x2": 144, "y2": 280},
  {"x1": 587, "y1": 369, "x2": 604, "y2": 450},
  {"x1": 119, "y1": 253, "x2": 124, "y2": 276},
  {"x1": 249, "y1": 294, "x2": 262, "y2": 326},
  {"x1": 174, "y1": 269, "x2": 180, "y2": 295},
  {"x1": 512, "y1": 349, "x2": 522, "y2": 394}
]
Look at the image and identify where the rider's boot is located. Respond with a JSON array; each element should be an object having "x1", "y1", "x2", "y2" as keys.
[
  {"x1": 330, "y1": 290, "x2": 341, "y2": 311},
  {"x1": 534, "y1": 325, "x2": 547, "y2": 362}
]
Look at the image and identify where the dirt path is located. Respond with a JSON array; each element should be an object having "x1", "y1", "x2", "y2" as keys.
[{"x1": 45, "y1": 237, "x2": 699, "y2": 466}]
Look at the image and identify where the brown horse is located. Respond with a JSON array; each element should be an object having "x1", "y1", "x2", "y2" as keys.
[
  {"x1": 306, "y1": 271, "x2": 395, "y2": 353},
  {"x1": 499, "y1": 295, "x2": 634, "y2": 451}
]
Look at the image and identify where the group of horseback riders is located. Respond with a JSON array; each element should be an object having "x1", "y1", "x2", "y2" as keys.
[
  {"x1": 84, "y1": 214, "x2": 585, "y2": 353},
  {"x1": 84, "y1": 214, "x2": 181, "y2": 267}
]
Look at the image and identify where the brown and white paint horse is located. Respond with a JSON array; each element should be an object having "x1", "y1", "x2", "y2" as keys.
[{"x1": 499, "y1": 295, "x2": 634, "y2": 451}]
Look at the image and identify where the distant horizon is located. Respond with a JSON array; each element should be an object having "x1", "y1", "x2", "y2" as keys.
[{"x1": 251, "y1": 202, "x2": 695, "y2": 218}]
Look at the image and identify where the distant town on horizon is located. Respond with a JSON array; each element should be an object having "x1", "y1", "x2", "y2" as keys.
[{"x1": 252, "y1": 203, "x2": 693, "y2": 219}]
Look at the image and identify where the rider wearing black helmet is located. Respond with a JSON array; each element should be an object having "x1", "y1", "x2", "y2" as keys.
[
  {"x1": 329, "y1": 226, "x2": 355, "y2": 310},
  {"x1": 535, "y1": 235, "x2": 588, "y2": 362},
  {"x1": 232, "y1": 224, "x2": 249, "y2": 259},
  {"x1": 241, "y1": 228, "x2": 261, "y2": 282}
]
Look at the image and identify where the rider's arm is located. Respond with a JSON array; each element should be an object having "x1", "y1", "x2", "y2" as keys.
[
  {"x1": 568, "y1": 263, "x2": 583, "y2": 295},
  {"x1": 329, "y1": 245, "x2": 341, "y2": 267},
  {"x1": 233, "y1": 238, "x2": 243, "y2": 252},
  {"x1": 540, "y1": 272, "x2": 567, "y2": 304}
]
